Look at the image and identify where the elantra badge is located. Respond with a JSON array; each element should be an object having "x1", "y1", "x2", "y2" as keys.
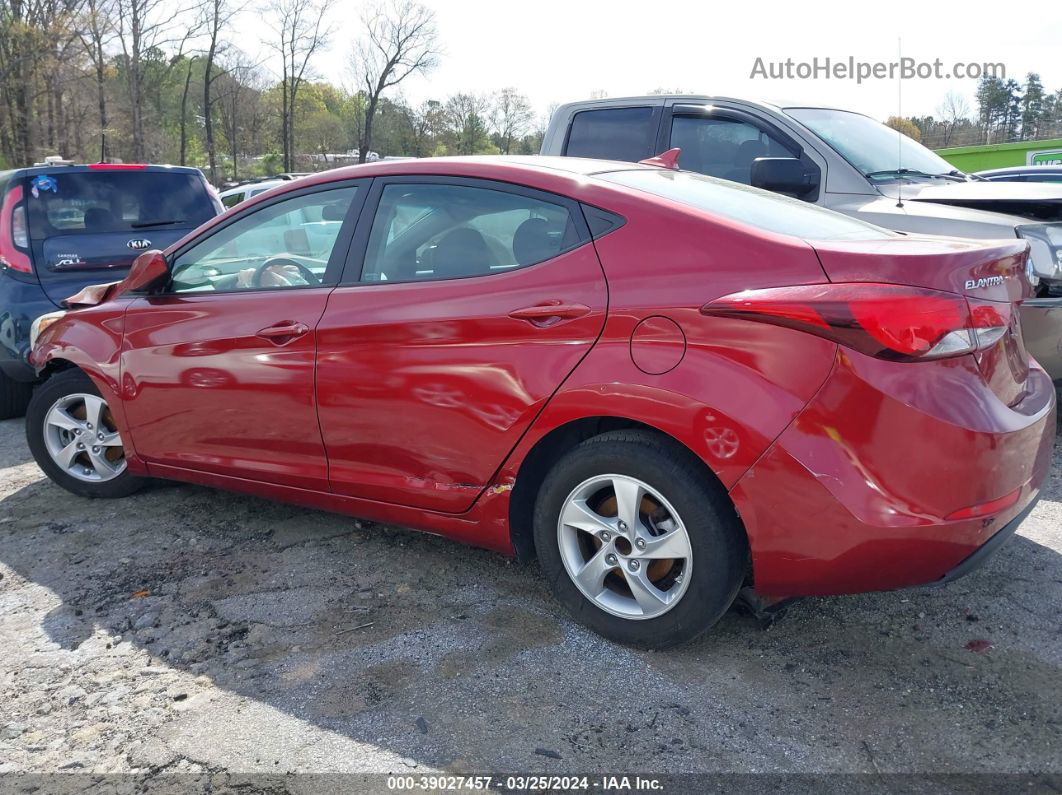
[
  {"x1": 964, "y1": 276, "x2": 1004, "y2": 290},
  {"x1": 127, "y1": 238, "x2": 152, "y2": 250}
]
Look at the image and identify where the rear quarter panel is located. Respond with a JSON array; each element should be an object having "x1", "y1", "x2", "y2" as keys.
[{"x1": 496, "y1": 186, "x2": 840, "y2": 494}]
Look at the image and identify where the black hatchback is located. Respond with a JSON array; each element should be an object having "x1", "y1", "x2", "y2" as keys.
[{"x1": 0, "y1": 163, "x2": 221, "y2": 417}]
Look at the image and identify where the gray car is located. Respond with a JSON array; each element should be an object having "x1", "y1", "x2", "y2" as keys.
[
  {"x1": 975, "y1": 166, "x2": 1062, "y2": 184},
  {"x1": 541, "y1": 96, "x2": 1062, "y2": 382}
]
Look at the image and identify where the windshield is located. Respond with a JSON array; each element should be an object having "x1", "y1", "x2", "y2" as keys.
[
  {"x1": 24, "y1": 170, "x2": 215, "y2": 240},
  {"x1": 784, "y1": 108, "x2": 961, "y2": 181},
  {"x1": 598, "y1": 169, "x2": 895, "y2": 241}
]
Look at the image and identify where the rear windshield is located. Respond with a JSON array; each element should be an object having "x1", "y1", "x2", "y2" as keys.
[
  {"x1": 598, "y1": 169, "x2": 895, "y2": 241},
  {"x1": 23, "y1": 170, "x2": 215, "y2": 240}
]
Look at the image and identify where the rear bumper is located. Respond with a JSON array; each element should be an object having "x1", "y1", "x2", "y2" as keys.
[
  {"x1": 0, "y1": 269, "x2": 56, "y2": 383},
  {"x1": 730, "y1": 349, "x2": 1056, "y2": 598},
  {"x1": 932, "y1": 493, "x2": 1041, "y2": 587}
]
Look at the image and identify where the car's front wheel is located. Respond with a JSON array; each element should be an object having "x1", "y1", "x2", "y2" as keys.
[
  {"x1": 533, "y1": 430, "x2": 748, "y2": 648},
  {"x1": 26, "y1": 369, "x2": 146, "y2": 498}
]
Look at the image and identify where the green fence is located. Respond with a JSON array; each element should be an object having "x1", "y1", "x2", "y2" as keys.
[{"x1": 935, "y1": 138, "x2": 1062, "y2": 173}]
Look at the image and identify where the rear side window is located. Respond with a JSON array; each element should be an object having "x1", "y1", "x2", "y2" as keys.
[
  {"x1": 23, "y1": 171, "x2": 215, "y2": 240},
  {"x1": 565, "y1": 107, "x2": 655, "y2": 162},
  {"x1": 362, "y1": 183, "x2": 580, "y2": 282},
  {"x1": 599, "y1": 169, "x2": 894, "y2": 241}
]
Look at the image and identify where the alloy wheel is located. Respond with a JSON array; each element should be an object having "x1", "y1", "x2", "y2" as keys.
[
  {"x1": 556, "y1": 474, "x2": 693, "y2": 620},
  {"x1": 42, "y1": 393, "x2": 127, "y2": 483}
]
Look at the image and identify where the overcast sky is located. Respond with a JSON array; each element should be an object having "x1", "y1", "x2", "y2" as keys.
[{"x1": 252, "y1": 0, "x2": 1062, "y2": 124}]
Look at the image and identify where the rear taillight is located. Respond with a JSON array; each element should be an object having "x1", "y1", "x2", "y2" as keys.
[
  {"x1": 0, "y1": 184, "x2": 32, "y2": 274},
  {"x1": 700, "y1": 283, "x2": 1011, "y2": 361}
]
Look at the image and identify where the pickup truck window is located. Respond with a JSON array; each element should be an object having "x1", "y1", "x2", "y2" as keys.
[
  {"x1": 785, "y1": 108, "x2": 957, "y2": 181},
  {"x1": 669, "y1": 116, "x2": 795, "y2": 184},
  {"x1": 599, "y1": 169, "x2": 893, "y2": 241},
  {"x1": 565, "y1": 107, "x2": 655, "y2": 162}
]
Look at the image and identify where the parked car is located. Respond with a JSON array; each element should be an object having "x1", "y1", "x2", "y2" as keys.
[
  {"x1": 27, "y1": 157, "x2": 1055, "y2": 647},
  {"x1": 218, "y1": 179, "x2": 284, "y2": 208},
  {"x1": 0, "y1": 163, "x2": 222, "y2": 418},
  {"x1": 974, "y1": 166, "x2": 1062, "y2": 183},
  {"x1": 540, "y1": 96, "x2": 1062, "y2": 384}
]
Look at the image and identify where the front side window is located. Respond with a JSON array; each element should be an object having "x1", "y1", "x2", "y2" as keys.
[
  {"x1": 669, "y1": 116, "x2": 796, "y2": 184},
  {"x1": 565, "y1": 107, "x2": 656, "y2": 162},
  {"x1": 361, "y1": 183, "x2": 579, "y2": 283},
  {"x1": 169, "y1": 186, "x2": 356, "y2": 293}
]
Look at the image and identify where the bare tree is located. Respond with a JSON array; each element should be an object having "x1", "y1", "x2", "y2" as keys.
[
  {"x1": 200, "y1": 0, "x2": 240, "y2": 183},
  {"x1": 446, "y1": 92, "x2": 490, "y2": 155},
  {"x1": 177, "y1": 55, "x2": 195, "y2": 165},
  {"x1": 350, "y1": 0, "x2": 438, "y2": 163},
  {"x1": 216, "y1": 55, "x2": 266, "y2": 180},
  {"x1": 936, "y1": 90, "x2": 970, "y2": 148},
  {"x1": 489, "y1": 87, "x2": 532, "y2": 155},
  {"x1": 267, "y1": 0, "x2": 332, "y2": 172},
  {"x1": 112, "y1": 0, "x2": 201, "y2": 160},
  {"x1": 78, "y1": 0, "x2": 114, "y2": 160}
]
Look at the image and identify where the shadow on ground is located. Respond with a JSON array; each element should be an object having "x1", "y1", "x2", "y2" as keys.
[{"x1": 0, "y1": 416, "x2": 1060, "y2": 777}]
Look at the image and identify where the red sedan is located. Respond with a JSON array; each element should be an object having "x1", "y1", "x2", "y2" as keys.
[{"x1": 26, "y1": 156, "x2": 1056, "y2": 648}]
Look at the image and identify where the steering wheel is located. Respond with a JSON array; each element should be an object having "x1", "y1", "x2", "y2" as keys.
[{"x1": 252, "y1": 257, "x2": 319, "y2": 288}]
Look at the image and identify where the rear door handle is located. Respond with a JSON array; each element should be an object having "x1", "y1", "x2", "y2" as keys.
[
  {"x1": 508, "y1": 302, "x2": 592, "y2": 326},
  {"x1": 256, "y1": 321, "x2": 309, "y2": 344}
]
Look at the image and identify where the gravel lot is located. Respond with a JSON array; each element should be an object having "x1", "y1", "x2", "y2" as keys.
[{"x1": 0, "y1": 413, "x2": 1060, "y2": 789}]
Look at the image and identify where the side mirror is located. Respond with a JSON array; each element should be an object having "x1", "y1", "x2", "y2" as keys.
[
  {"x1": 115, "y1": 250, "x2": 169, "y2": 298},
  {"x1": 750, "y1": 157, "x2": 817, "y2": 196}
]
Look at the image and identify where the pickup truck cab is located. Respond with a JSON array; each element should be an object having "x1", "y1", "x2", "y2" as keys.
[{"x1": 541, "y1": 96, "x2": 1062, "y2": 382}]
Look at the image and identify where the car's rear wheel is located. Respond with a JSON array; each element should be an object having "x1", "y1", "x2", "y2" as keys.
[
  {"x1": 0, "y1": 371, "x2": 33, "y2": 420},
  {"x1": 533, "y1": 430, "x2": 748, "y2": 648},
  {"x1": 26, "y1": 369, "x2": 146, "y2": 498}
]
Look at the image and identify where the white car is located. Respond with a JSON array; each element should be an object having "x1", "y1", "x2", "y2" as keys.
[{"x1": 218, "y1": 180, "x2": 284, "y2": 209}]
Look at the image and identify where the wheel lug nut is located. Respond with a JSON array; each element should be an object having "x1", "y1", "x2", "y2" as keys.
[
  {"x1": 628, "y1": 560, "x2": 640, "y2": 572},
  {"x1": 617, "y1": 521, "x2": 627, "y2": 531},
  {"x1": 636, "y1": 539, "x2": 646, "y2": 550},
  {"x1": 97, "y1": 433, "x2": 104, "y2": 441},
  {"x1": 605, "y1": 553, "x2": 618, "y2": 565},
  {"x1": 74, "y1": 429, "x2": 82, "y2": 435},
  {"x1": 86, "y1": 423, "x2": 93, "y2": 429},
  {"x1": 600, "y1": 531, "x2": 611, "y2": 542},
  {"x1": 92, "y1": 446, "x2": 100, "y2": 454},
  {"x1": 77, "y1": 443, "x2": 84, "y2": 450}
]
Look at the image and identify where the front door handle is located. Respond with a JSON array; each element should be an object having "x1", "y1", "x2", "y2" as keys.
[
  {"x1": 256, "y1": 321, "x2": 309, "y2": 344},
  {"x1": 508, "y1": 302, "x2": 592, "y2": 327}
]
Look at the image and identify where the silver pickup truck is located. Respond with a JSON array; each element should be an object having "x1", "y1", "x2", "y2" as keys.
[{"x1": 541, "y1": 95, "x2": 1062, "y2": 382}]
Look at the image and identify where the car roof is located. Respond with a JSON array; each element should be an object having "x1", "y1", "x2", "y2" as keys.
[
  {"x1": 975, "y1": 166, "x2": 1062, "y2": 177},
  {"x1": 286, "y1": 155, "x2": 654, "y2": 185},
  {"x1": 0, "y1": 163, "x2": 206, "y2": 180},
  {"x1": 553, "y1": 94, "x2": 858, "y2": 116}
]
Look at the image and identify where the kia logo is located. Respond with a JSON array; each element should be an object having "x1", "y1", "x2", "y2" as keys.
[{"x1": 127, "y1": 239, "x2": 152, "y2": 250}]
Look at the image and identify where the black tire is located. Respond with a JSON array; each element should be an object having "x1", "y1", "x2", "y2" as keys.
[
  {"x1": 0, "y1": 370, "x2": 33, "y2": 420},
  {"x1": 26, "y1": 368, "x2": 146, "y2": 499},
  {"x1": 533, "y1": 430, "x2": 748, "y2": 648}
]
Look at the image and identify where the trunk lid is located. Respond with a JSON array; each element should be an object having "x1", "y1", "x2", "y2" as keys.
[{"x1": 811, "y1": 236, "x2": 1034, "y2": 405}]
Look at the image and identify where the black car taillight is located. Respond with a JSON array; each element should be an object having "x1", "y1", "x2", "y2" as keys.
[
  {"x1": 0, "y1": 184, "x2": 32, "y2": 274},
  {"x1": 700, "y1": 283, "x2": 1011, "y2": 362}
]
